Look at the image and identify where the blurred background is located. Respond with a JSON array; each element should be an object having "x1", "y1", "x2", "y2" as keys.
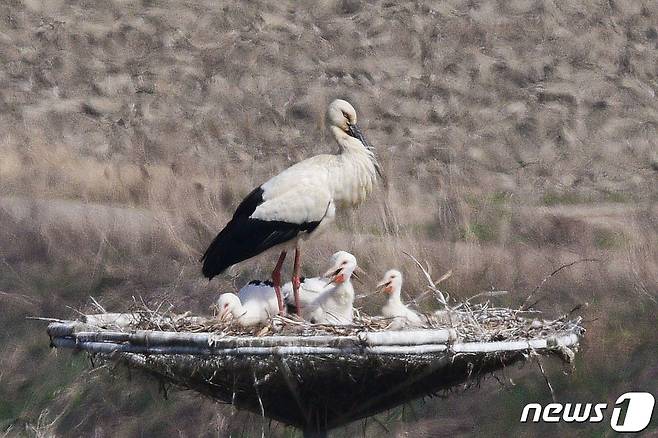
[{"x1": 1, "y1": 0, "x2": 656, "y2": 436}]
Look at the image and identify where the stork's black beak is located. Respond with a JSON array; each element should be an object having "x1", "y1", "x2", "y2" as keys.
[
  {"x1": 347, "y1": 123, "x2": 372, "y2": 150},
  {"x1": 347, "y1": 123, "x2": 383, "y2": 179}
]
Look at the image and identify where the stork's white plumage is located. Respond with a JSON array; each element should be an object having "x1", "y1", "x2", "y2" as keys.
[
  {"x1": 301, "y1": 251, "x2": 358, "y2": 325},
  {"x1": 201, "y1": 99, "x2": 380, "y2": 315},
  {"x1": 377, "y1": 270, "x2": 425, "y2": 329},
  {"x1": 282, "y1": 276, "x2": 330, "y2": 311},
  {"x1": 215, "y1": 281, "x2": 279, "y2": 327},
  {"x1": 245, "y1": 252, "x2": 360, "y2": 324}
]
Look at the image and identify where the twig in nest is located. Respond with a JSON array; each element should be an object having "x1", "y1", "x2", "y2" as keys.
[
  {"x1": 409, "y1": 269, "x2": 453, "y2": 307},
  {"x1": 402, "y1": 251, "x2": 450, "y2": 308},
  {"x1": 66, "y1": 305, "x2": 86, "y2": 318},
  {"x1": 520, "y1": 258, "x2": 599, "y2": 310},
  {"x1": 466, "y1": 289, "x2": 509, "y2": 303},
  {"x1": 89, "y1": 296, "x2": 106, "y2": 314}
]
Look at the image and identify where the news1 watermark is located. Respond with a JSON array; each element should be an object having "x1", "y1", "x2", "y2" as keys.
[{"x1": 520, "y1": 392, "x2": 655, "y2": 432}]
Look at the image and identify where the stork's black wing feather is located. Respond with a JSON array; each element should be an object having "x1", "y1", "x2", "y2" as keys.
[{"x1": 201, "y1": 187, "x2": 320, "y2": 279}]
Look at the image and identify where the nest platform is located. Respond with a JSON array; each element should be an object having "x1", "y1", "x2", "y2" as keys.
[{"x1": 45, "y1": 308, "x2": 583, "y2": 436}]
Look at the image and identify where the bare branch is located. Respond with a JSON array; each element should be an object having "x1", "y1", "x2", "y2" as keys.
[
  {"x1": 533, "y1": 352, "x2": 556, "y2": 402},
  {"x1": 402, "y1": 251, "x2": 449, "y2": 309},
  {"x1": 520, "y1": 258, "x2": 599, "y2": 310}
]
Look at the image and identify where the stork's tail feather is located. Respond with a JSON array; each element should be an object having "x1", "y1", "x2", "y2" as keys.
[
  {"x1": 201, "y1": 234, "x2": 233, "y2": 280},
  {"x1": 201, "y1": 217, "x2": 313, "y2": 280}
]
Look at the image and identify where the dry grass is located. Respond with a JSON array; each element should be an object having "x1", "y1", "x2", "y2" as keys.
[{"x1": 1, "y1": 0, "x2": 657, "y2": 436}]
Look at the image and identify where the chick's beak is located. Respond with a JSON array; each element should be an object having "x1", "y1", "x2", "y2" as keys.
[
  {"x1": 323, "y1": 266, "x2": 338, "y2": 279},
  {"x1": 352, "y1": 266, "x2": 365, "y2": 284},
  {"x1": 324, "y1": 267, "x2": 338, "y2": 285},
  {"x1": 375, "y1": 280, "x2": 392, "y2": 294}
]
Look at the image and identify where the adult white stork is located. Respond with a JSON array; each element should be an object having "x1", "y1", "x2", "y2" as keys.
[
  {"x1": 376, "y1": 269, "x2": 425, "y2": 329},
  {"x1": 201, "y1": 99, "x2": 380, "y2": 314}
]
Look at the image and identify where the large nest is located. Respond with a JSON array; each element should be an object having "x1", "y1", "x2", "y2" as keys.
[{"x1": 46, "y1": 304, "x2": 583, "y2": 434}]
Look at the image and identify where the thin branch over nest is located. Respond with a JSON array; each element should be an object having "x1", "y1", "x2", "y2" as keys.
[{"x1": 520, "y1": 258, "x2": 600, "y2": 310}]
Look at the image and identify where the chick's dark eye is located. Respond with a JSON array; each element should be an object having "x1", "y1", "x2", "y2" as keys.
[{"x1": 341, "y1": 261, "x2": 347, "y2": 265}]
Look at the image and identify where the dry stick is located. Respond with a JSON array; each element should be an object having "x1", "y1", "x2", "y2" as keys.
[
  {"x1": 465, "y1": 290, "x2": 509, "y2": 303},
  {"x1": 533, "y1": 352, "x2": 556, "y2": 402},
  {"x1": 408, "y1": 270, "x2": 453, "y2": 308},
  {"x1": 89, "y1": 296, "x2": 106, "y2": 314},
  {"x1": 0, "y1": 290, "x2": 37, "y2": 306},
  {"x1": 520, "y1": 258, "x2": 599, "y2": 310},
  {"x1": 275, "y1": 356, "x2": 311, "y2": 427},
  {"x1": 26, "y1": 316, "x2": 67, "y2": 323},
  {"x1": 65, "y1": 305, "x2": 86, "y2": 318},
  {"x1": 402, "y1": 251, "x2": 449, "y2": 308},
  {"x1": 252, "y1": 371, "x2": 266, "y2": 438},
  {"x1": 1, "y1": 258, "x2": 32, "y2": 293},
  {"x1": 561, "y1": 303, "x2": 587, "y2": 320}
]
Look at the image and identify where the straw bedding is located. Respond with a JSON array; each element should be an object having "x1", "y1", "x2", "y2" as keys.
[{"x1": 95, "y1": 302, "x2": 582, "y2": 344}]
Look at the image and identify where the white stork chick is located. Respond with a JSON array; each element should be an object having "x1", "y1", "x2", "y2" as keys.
[
  {"x1": 281, "y1": 252, "x2": 364, "y2": 316},
  {"x1": 377, "y1": 270, "x2": 425, "y2": 329},
  {"x1": 301, "y1": 251, "x2": 359, "y2": 325},
  {"x1": 201, "y1": 99, "x2": 381, "y2": 316},
  {"x1": 215, "y1": 281, "x2": 279, "y2": 327}
]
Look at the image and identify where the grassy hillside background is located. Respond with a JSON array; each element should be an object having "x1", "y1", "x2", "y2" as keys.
[{"x1": 1, "y1": 0, "x2": 657, "y2": 436}]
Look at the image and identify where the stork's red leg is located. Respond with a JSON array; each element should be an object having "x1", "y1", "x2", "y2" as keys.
[
  {"x1": 272, "y1": 250, "x2": 287, "y2": 314},
  {"x1": 292, "y1": 244, "x2": 302, "y2": 317}
]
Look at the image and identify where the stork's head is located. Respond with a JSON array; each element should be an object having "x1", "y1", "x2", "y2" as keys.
[
  {"x1": 215, "y1": 293, "x2": 242, "y2": 321},
  {"x1": 323, "y1": 251, "x2": 361, "y2": 285},
  {"x1": 376, "y1": 269, "x2": 403, "y2": 297},
  {"x1": 327, "y1": 99, "x2": 372, "y2": 151},
  {"x1": 328, "y1": 99, "x2": 357, "y2": 129}
]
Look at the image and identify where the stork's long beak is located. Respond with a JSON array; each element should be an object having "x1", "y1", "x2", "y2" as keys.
[
  {"x1": 323, "y1": 266, "x2": 343, "y2": 286},
  {"x1": 375, "y1": 280, "x2": 392, "y2": 294},
  {"x1": 352, "y1": 266, "x2": 365, "y2": 284},
  {"x1": 322, "y1": 267, "x2": 341, "y2": 286},
  {"x1": 347, "y1": 123, "x2": 382, "y2": 179},
  {"x1": 347, "y1": 123, "x2": 372, "y2": 150},
  {"x1": 323, "y1": 266, "x2": 337, "y2": 280},
  {"x1": 324, "y1": 265, "x2": 365, "y2": 285}
]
